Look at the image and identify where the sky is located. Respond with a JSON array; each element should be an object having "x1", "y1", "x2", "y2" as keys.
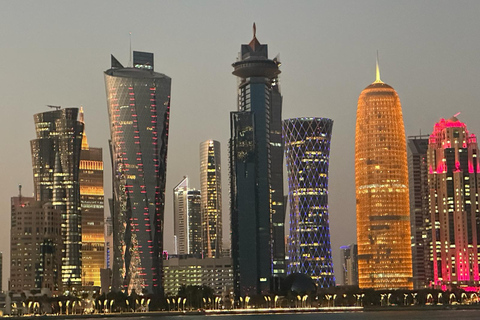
[{"x1": 1, "y1": 0, "x2": 480, "y2": 291}]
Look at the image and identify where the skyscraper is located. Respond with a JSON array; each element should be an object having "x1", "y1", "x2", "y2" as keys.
[
  {"x1": 104, "y1": 51, "x2": 171, "y2": 294},
  {"x1": 340, "y1": 244, "x2": 358, "y2": 286},
  {"x1": 30, "y1": 107, "x2": 84, "y2": 288},
  {"x1": 428, "y1": 117, "x2": 480, "y2": 289},
  {"x1": 230, "y1": 24, "x2": 285, "y2": 297},
  {"x1": 79, "y1": 108, "x2": 105, "y2": 287},
  {"x1": 10, "y1": 193, "x2": 62, "y2": 293},
  {"x1": 407, "y1": 135, "x2": 432, "y2": 288},
  {"x1": 355, "y1": 59, "x2": 413, "y2": 290},
  {"x1": 283, "y1": 117, "x2": 335, "y2": 288},
  {"x1": 200, "y1": 140, "x2": 222, "y2": 258},
  {"x1": 173, "y1": 177, "x2": 202, "y2": 255}
]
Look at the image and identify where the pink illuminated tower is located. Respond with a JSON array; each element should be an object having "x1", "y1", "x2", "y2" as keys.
[{"x1": 428, "y1": 116, "x2": 480, "y2": 289}]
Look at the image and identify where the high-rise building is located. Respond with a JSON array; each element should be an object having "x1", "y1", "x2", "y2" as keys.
[
  {"x1": 230, "y1": 25, "x2": 285, "y2": 297},
  {"x1": 30, "y1": 108, "x2": 84, "y2": 288},
  {"x1": 200, "y1": 140, "x2": 222, "y2": 258},
  {"x1": 10, "y1": 193, "x2": 62, "y2": 293},
  {"x1": 104, "y1": 51, "x2": 171, "y2": 294},
  {"x1": 173, "y1": 177, "x2": 202, "y2": 255},
  {"x1": 407, "y1": 135, "x2": 432, "y2": 289},
  {"x1": 355, "y1": 59, "x2": 413, "y2": 290},
  {"x1": 283, "y1": 117, "x2": 335, "y2": 288},
  {"x1": 340, "y1": 244, "x2": 358, "y2": 286},
  {"x1": 428, "y1": 117, "x2": 480, "y2": 289},
  {"x1": 79, "y1": 108, "x2": 105, "y2": 287},
  {"x1": 104, "y1": 216, "x2": 113, "y2": 270}
]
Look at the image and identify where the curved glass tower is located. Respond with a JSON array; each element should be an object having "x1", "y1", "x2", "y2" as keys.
[
  {"x1": 104, "y1": 51, "x2": 171, "y2": 294},
  {"x1": 283, "y1": 117, "x2": 335, "y2": 288},
  {"x1": 355, "y1": 60, "x2": 413, "y2": 290}
]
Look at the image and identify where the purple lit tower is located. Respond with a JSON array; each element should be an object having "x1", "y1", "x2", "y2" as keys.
[{"x1": 283, "y1": 117, "x2": 335, "y2": 288}]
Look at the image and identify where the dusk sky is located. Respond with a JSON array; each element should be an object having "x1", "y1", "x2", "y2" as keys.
[{"x1": 1, "y1": 1, "x2": 480, "y2": 290}]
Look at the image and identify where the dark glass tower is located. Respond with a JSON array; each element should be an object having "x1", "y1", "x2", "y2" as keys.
[
  {"x1": 30, "y1": 108, "x2": 84, "y2": 288},
  {"x1": 230, "y1": 25, "x2": 285, "y2": 297},
  {"x1": 104, "y1": 51, "x2": 171, "y2": 295},
  {"x1": 283, "y1": 117, "x2": 335, "y2": 288}
]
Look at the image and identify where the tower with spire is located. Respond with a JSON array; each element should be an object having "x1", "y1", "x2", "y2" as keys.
[
  {"x1": 230, "y1": 24, "x2": 286, "y2": 297},
  {"x1": 355, "y1": 56, "x2": 413, "y2": 290},
  {"x1": 79, "y1": 108, "x2": 105, "y2": 287}
]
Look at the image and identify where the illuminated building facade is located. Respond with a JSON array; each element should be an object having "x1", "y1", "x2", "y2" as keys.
[
  {"x1": 200, "y1": 140, "x2": 222, "y2": 258},
  {"x1": 407, "y1": 135, "x2": 432, "y2": 288},
  {"x1": 283, "y1": 117, "x2": 335, "y2": 288},
  {"x1": 30, "y1": 108, "x2": 84, "y2": 288},
  {"x1": 341, "y1": 244, "x2": 358, "y2": 286},
  {"x1": 355, "y1": 60, "x2": 413, "y2": 290},
  {"x1": 230, "y1": 25, "x2": 285, "y2": 297},
  {"x1": 104, "y1": 51, "x2": 171, "y2": 294},
  {"x1": 10, "y1": 194, "x2": 62, "y2": 293},
  {"x1": 428, "y1": 117, "x2": 480, "y2": 289},
  {"x1": 173, "y1": 177, "x2": 202, "y2": 255},
  {"x1": 79, "y1": 109, "x2": 105, "y2": 287}
]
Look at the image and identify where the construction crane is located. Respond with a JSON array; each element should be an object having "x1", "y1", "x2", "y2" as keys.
[{"x1": 47, "y1": 105, "x2": 61, "y2": 110}]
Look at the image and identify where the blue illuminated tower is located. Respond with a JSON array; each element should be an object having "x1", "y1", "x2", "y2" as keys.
[
  {"x1": 104, "y1": 51, "x2": 171, "y2": 295},
  {"x1": 283, "y1": 117, "x2": 335, "y2": 288}
]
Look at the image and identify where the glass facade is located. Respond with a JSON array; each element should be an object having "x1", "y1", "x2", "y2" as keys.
[
  {"x1": 230, "y1": 28, "x2": 285, "y2": 297},
  {"x1": 104, "y1": 51, "x2": 171, "y2": 294},
  {"x1": 283, "y1": 117, "x2": 335, "y2": 288},
  {"x1": 407, "y1": 136, "x2": 432, "y2": 289},
  {"x1": 173, "y1": 177, "x2": 202, "y2": 256},
  {"x1": 200, "y1": 140, "x2": 222, "y2": 258},
  {"x1": 79, "y1": 109, "x2": 105, "y2": 287},
  {"x1": 355, "y1": 66, "x2": 413, "y2": 290},
  {"x1": 30, "y1": 108, "x2": 84, "y2": 288},
  {"x1": 428, "y1": 117, "x2": 480, "y2": 289}
]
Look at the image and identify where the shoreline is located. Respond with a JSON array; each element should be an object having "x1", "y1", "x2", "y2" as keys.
[{"x1": 8, "y1": 304, "x2": 480, "y2": 319}]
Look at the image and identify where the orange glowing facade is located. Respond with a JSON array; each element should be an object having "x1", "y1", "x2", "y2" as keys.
[
  {"x1": 355, "y1": 60, "x2": 413, "y2": 290},
  {"x1": 80, "y1": 109, "x2": 105, "y2": 287}
]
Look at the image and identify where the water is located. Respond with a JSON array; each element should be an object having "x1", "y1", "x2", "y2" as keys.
[{"x1": 81, "y1": 310, "x2": 480, "y2": 320}]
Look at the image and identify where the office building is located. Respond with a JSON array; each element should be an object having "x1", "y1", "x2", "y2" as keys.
[
  {"x1": 428, "y1": 117, "x2": 480, "y2": 289},
  {"x1": 283, "y1": 117, "x2": 335, "y2": 288},
  {"x1": 163, "y1": 255, "x2": 233, "y2": 297},
  {"x1": 355, "y1": 58, "x2": 413, "y2": 290},
  {"x1": 173, "y1": 177, "x2": 202, "y2": 255},
  {"x1": 230, "y1": 25, "x2": 285, "y2": 297},
  {"x1": 407, "y1": 135, "x2": 432, "y2": 288},
  {"x1": 200, "y1": 140, "x2": 222, "y2": 258},
  {"x1": 10, "y1": 193, "x2": 62, "y2": 293},
  {"x1": 104, "y1": 51, "x2": 171, "y2": 294},
  {"x1": 340, "y1": 244, "x2": 358, "y2": 286},
  {"x1": 79, "y1": 108, "x2": 105, "y2": 287},
  {"x1": 30, "y1": 108, "x2": 84, "y2": 288}
]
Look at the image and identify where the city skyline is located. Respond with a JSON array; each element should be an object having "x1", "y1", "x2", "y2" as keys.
[{"x1": 1, "y1": 1, "x2": 480, "y2": 291}]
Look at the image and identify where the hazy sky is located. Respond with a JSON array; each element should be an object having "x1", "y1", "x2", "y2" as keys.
[{"x1": 1, "y1": 1, "x2": 480, "y2": 290}]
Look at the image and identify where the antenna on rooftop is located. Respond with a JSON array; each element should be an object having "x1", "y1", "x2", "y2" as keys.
[
  {"x1": 129, "y1": 32, "x2": 132, "y2": 67},
  {"x1": 454, "y1": 112, "x2": 461, "y2": 118}
]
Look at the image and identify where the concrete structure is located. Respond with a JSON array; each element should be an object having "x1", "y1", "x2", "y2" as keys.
[
  {"x1": 230, "y1": 24, "x2": 285, "y2": 297},
  {"x1": 79, "y1": 108, "x2": 105, "y2": 287},
  {"x1": 163, "y1": 255, "x2": 233, "y2": 297},
  {"x1": 283, "y1": 117, "x2": 335, "y2": 288},
  {"x1": 200, "y1": 140, "x2": 222, "y2": 258},
  {"x1": 407, "y1": 135, "x2": 432, "y2": 289},
  {"x1": 10, "y1": 194, "x2": 62, "y2": 293},
  {"x1": 30, "y1": 108, "x2": 84, "y2": 288},
  {"x1": 104, "y1": 51, "x2": 171, "y2": 294},
  {"x1": 340, "y1": 244, "x2": 358, "y2": 286},
  {"x1": 428, "y1": 117, "x2": 480, "y2": 289},
  {"x1": 355, "y1": 58, "x2": 413, "y2": 290}
]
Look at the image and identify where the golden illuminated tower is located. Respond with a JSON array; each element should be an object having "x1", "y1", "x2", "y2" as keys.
[
  {"x1": 355, "y1": 58, "x2": 413, "y2": 290},
  {"x1": 79, "y1": 108, "x2": 105, "y2": 287}
]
